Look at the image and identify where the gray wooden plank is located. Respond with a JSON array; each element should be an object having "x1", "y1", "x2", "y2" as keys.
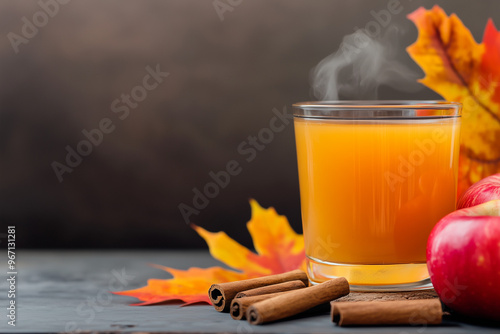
[{"x1": 0, "y1": 251, "x2": 498, "y2": 333}]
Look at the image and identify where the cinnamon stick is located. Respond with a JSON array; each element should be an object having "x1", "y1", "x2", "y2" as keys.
[
  {"x1": 246, "y1": 277, "x2": 349, "y2": 325},
  {"x1": 331, "y1": 299, "x2": 443, "y2": 326},
  {"x1": 208, "y1": 269, "x2": 308, "y2": 312},
  {"x1": 231, "y1": 291, "x2": 289, "y2": 320},
  {"x1": 235, "y1": 280, "x2": 306, "y2": 298}
]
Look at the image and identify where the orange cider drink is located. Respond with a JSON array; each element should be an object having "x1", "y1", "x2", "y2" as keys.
[{"x1": 293, "y1": 101, "x2": 461, "y2": 291}]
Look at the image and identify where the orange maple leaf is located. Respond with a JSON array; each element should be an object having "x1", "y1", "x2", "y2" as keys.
[
  {"x1": 407, "y1": 5, "x2": 500, "y2": 197},
  {"x1": 114, "y1": 199, "x2": 305, "y2": 306}
]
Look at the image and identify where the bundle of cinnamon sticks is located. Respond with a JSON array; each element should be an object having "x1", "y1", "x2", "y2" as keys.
[
  {"x1": 208, "y1": 270, "x2": 445, "y2": 326},
  {"x1": 208, "y1": 269, "x2": 349, "y2": 324}
]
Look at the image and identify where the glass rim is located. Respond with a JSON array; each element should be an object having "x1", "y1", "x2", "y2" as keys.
[{"x1": 292, "y1": 100, "x2": 462, "y2": 119}]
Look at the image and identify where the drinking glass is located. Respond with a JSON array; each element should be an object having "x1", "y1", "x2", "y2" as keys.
[{"x1": 293, "y1": 101, "x2": 461, "y2": 291}]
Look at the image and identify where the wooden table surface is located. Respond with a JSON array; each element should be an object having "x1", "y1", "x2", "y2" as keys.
[{"x1": 1, "y1": 250, "x2": 498, "y2": 333}]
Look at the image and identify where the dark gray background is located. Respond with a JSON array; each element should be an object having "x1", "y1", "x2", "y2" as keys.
[{"x1": 1, "y1": 0, "x2": 498, "y2": 248}]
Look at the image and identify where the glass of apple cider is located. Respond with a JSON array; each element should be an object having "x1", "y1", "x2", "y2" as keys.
[{"x1": 293, "y1": 101, "x2": 462, "y2": 291}]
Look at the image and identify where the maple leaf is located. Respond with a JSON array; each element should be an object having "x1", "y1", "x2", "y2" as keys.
[
  {"x1": 114, "y1": 199, "x2": 305, "y2": 306},
  {"x1": 407, "y1": 5, "x2": 500, "y2": 197}
]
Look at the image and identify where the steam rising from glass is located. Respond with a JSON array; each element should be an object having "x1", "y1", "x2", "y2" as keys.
[{"x1": 311, "y1": 27, "x2": 421, "y2": 100}]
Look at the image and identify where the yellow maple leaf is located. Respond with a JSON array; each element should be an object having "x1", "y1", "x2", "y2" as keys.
[
  {"x1": 114, "y1": 199, "x2": 305, "y2": 305},
  {"x1": 407, "y1": 5, "x2": 500, "y2": 197}
]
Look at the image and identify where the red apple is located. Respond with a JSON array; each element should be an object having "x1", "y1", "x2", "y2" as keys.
[
  {"x1": 427, "y1": 199, "x2": 500, "y2": 321},
  {"x1": 457, "y1": 173, "x2": 500, "y2": 209}
]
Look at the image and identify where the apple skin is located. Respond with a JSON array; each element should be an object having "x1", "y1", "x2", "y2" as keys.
[
  {"x1": 457, "y1": 173, "x2": 500, "y2": 209},
  {"x1": 427, "y1": 200, "x2": 500, "y2": 321}
]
